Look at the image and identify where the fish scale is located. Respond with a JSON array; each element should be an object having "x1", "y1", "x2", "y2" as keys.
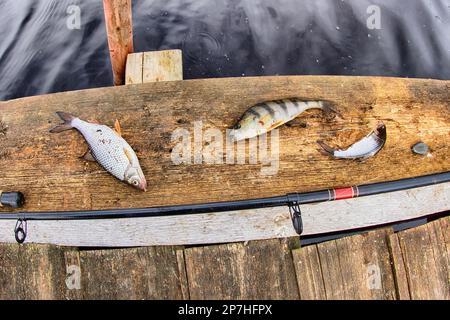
[
  {"x1": 334, "y1": 135, "x2": 380, "y2": 158},
  {"x1": 72, "y1": 119, "x2": 135, "y2": 180}
]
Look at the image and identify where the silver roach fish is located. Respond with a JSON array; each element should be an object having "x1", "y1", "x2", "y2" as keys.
[
  {"x1": 50, "y1": 112, "x2": 147, "y2": 191},
  {"x1": 317, "y1": 122, "x2": 386, "y2": 159},
  {"x1": 229, "y1": 98, "x2": 337, "y2": 141}
]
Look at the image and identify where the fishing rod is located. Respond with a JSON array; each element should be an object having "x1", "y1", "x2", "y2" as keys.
[{"x1": 1, "y1": 172, "x2": 449, "y2": 243}]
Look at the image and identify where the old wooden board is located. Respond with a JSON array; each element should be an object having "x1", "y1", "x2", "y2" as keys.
[
  {"x1": 0, "y1": 216, "x2": 448, "y2": 299},
  {"x1": 0, "y1": 243, "x2": 70, "y2": 299},
  {"x1": 125, "y1": 52, "x2": 144, "y2": 85},
  {"x1": 184, "y1": 239, "x2": 299, "y2": 299},
  {"x1": 291, "y1": 244, "x2": 326, "y2": 299},
  {"x1": 73, "y1": 246, "x2": 185, "y2": 299},
  {"x1": 0, "y1": 183, "x2": 448, "y2": 246},
  {"x1": 143, "y1": 50, "x2": 183, "y2": 82},
  {"x1": 388, "y1": 216, "x2": 449, "y2": 300},
  {"x1": 0, "y1": 76, "x2": 448, "y2": 214},
  {"x1": 125, "y1": 50, "x2": 183, "y2": 85},
  {"x1": 293, "y1": 228, "x2": 397, "y2": 299},
  {"x1": 387, "y1": 234, "x2": 411, "y2": 299}
]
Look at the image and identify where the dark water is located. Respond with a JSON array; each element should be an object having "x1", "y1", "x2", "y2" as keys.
[{"x1": 1, "y1": 0, "x2": 450, "y2": 100}]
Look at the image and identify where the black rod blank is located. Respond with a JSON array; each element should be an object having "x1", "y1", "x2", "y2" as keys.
[{"x1": 0, "y1": 171, "x2": 448, "y2": 222}]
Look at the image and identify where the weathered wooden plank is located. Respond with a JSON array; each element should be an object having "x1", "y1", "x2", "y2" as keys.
[
  {"x1": 295, "y1": 228, "x2": 397, "y2": 300},
  {"x1": 0, "y1": 76, "x2": 448, "y2": 213},
  {"x1": 125, "y1": 52, "x2": 144, "y2": 84},
  {"x1": 125, "y1": 50, "x2": 182, "y2": 85},
  {"x1": 176, "y1": 249, "x2": 190, "y2": 299},
  {"x1": 0, "y1": 243, "x2": 69, "y2": 299},
  {"x1": 103, "y1": 0, "x2": 133, "y2": 85},
  {"x1": 0, "y1": 183, "x2": 446, "y2": 246},
  {"x1": 440, "y1": 216, "x2": 450, "y2": 263},
  {"x1": 143, "y1": 50, "x2": 183, "y2": 82},
  {"x1": 64, "y1": 250, "x2": 83, "y2": 299},
  {"x1": 292, "y1": 245, "x2": 326, "y2": 299},
  {"x1": 75, "y1": 246, "x2": 185, "y2": 299},
  {"x1": 184, "y1": 239, "x2": 299, "y2": 299},
  {"x1": 389, "y1": 216, "x2": 449, "y2": 300},
  {"x1": 387, "y1": 235, "x2": 411, "y2": 299}
]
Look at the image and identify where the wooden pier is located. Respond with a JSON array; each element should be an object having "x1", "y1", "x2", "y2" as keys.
[
  {"x1": 0, "y1": 0, "x2": 448, "y2": 300},
  {"x1": 0, "y1": 35, "x2": 448, "y2": 297},
  {"x1": 0, "y1": 49, "x2": 448, "y2": 246},
  {"x1": 0, "y1": 215, "x2": 448, "y2": 300}
]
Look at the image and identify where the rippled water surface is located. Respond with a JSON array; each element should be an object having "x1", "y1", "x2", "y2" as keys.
[{"x1": 1, "y1": 0, "x2": 450, "y2": 100}]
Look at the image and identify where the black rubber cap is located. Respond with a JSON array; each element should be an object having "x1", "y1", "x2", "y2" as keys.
[
  {"x1": 292, "y1": 213, "x2": 303, "y2": 235},
  {"x1": 1, "y1": 192, "x2": 25, "y2": 208}
]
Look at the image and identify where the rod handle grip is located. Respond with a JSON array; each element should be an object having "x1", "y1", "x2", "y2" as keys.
[{"x1": 0, "y1": 192, "x2": 25, "y2": 208}]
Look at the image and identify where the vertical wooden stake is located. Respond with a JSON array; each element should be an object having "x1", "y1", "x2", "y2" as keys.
[{"x1": 103, "y1": 0, "x2": 134, "y2": 86}]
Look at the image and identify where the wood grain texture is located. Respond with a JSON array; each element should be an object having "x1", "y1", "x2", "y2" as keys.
[
  {"x1": 64, "y1": 250, "x2": 83, "y2": 299},
  {"x1": 0, "y1": 76, "x2": 448, "y2": 213},
  {"x1": 176, "y1": 249, "x2": 190, "y2": 299},
  {"x1": 0, "y1": 49, "x2": 188, "y2": 301},
  {"x1": 389, "y1": 216, "x2": 449, "y2": 300},
  {"x1": 387, "y1": 234, "x2": 411, "y2": 299},
  {"x1": 184, "y1": 239, "x2": 299, "y2": 299},
  {"x1": 76, "y1": 246, "x2": 185, "y2": 299},
  {"x1": 143, "y1": 50, "x2": 183, "y2": 82},
  {"x1": 125, "y1": 52, "x2": 144, "y2": 84},
  {"x1": 0, "y1": 244, "x2": 69, "y2": 299},
  {"x1": 103, "y1": 0, "x2": 133, "y2": 85},
  {"x1": 0, "y1": 217, "x2": 447, "y2": 299},
  {"x1": 292, "y1": 245, "x2": 326, "y2": 299},
  {"x1": 0, "y1": 183, "x2": 447, "y2": 246},
  {"x1": 299, "y1": 228, "x2": 397, "y2": 300}
]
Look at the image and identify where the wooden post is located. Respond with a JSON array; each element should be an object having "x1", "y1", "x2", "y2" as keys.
[{"x1": 103, "y1": 0, "x2": 134, "y2": 86}]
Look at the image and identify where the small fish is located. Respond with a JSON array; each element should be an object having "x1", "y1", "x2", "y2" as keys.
[
  {"x1": 50, "y1": 112, "x2": 147, "y2": 191},
  {"x1": 229, "y1": 98, "x2": 337, "y2": 141},
  {"x1": 317, "y1": 122, "x2": 386, "y2": 159}
]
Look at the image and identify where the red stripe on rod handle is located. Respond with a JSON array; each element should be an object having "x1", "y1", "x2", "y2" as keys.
[{"x1": 333, "y1": 187, "x2": 355, "y2": 200}]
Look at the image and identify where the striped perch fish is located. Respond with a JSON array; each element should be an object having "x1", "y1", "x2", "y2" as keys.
[{"x1": 229, "y1": 98, "x2": 336, "y2": 141}]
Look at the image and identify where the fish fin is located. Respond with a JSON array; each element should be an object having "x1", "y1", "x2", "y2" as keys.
[
  {"x1": 268, "y1": 120, "x2": 284, "y2": 131},
  {"x1": 49, "y1": 124, "x2": 72, "y2": 133},
  {"x1": 55, "y1": 111, "x2": 75, "y2": 123},
  {"x1": 81, "y1": 149, "x2": 96, "y2": 162},
  {"x1": 317, "y1": 140, "x2": 336, "y2": 157},
  {"x1": 49, "y1": 111, "x2": 75, "y2": 133},
  {"x1": 123, "y1": 148, "x2": 133, "y2": 164},
  {"x1": 114, "y1": 119, "x2": 122, "y2": 136},
  {"x1": 374, "y1": 121, "x2": 386, "y2": 141}
]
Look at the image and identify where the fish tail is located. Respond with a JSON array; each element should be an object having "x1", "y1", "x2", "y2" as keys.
[
  {"x1": 317, "y1": 140, "x2": 335, "y2": 157},
  {"x1": 319, "y1": 100, "x2": 341, "y2": 118},
  {"x1": 375, "y1": 121, "x2": 387, "y2": 139},
  {"x1": 49, "y1": 111, "x2": 76, "y2": 133}
]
